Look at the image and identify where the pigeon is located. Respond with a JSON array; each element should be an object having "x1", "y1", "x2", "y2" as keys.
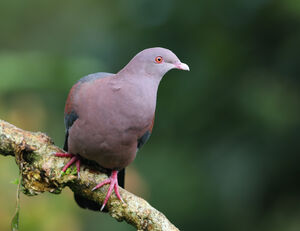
[{"x1": 55, "y1": 47, "x2": 190, "y2": 211}]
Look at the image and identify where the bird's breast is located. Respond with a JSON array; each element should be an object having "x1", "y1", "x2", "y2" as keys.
[{"x1": 69, "y1": 77, "x2": 158, "y2": 169}]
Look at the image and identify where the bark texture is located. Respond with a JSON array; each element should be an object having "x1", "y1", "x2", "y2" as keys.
[{"x1": 0, "y1": 119, "x2": 179, "y2": 231}]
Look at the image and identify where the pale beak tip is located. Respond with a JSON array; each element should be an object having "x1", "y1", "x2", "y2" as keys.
[{"x1": 175, "y1": 62, "x2": 190, "y2": 71}]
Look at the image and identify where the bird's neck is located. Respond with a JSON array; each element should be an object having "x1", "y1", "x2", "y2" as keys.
[
  {"x1": 116, "y1": 65, "x2": 162, "y2": 99},
  {"x1": 118, "y1": 61, "x2": 163, "y2": 84},
  {"x1": 110, "y1": 71, "x2": 160, "y2": 123}
]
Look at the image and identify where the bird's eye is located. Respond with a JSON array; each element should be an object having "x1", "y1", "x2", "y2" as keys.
[{"x1": 155, "y1": 56, "x2": 163, "y2": 64}]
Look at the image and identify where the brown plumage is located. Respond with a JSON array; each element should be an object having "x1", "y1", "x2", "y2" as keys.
[{"x1": 55, "y1": 47, "x2": 190, "y2": 211}]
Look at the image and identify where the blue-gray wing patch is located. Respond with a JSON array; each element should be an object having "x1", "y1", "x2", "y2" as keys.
[
  {"x1": 78, "y1": 72, "x2": 114, "y2": 83},
  {"x1": 137, "y1": 131, "x2": 151, "y2": 149}
]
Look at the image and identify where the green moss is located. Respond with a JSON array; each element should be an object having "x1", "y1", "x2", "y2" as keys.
[
  {"x1": 10, "y1": 178, "x2": 19, "y2": 185},
  {"x1": 60, "y1": 166, "x2": 77, "y2": 177}
]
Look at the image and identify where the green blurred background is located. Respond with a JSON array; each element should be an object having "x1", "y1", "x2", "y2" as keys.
[{"x1": 1, "y1": 0, "x2": 300, "y2": 230}]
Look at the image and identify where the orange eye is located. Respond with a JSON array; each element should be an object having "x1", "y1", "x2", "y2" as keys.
[{"x1": 155, "y1": 56, "x2": 163, "y2": 63}]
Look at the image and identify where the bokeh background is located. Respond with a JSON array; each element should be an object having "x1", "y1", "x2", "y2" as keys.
[{"x1": 0, "y1": 0, "x2": 300, "y2": 230}]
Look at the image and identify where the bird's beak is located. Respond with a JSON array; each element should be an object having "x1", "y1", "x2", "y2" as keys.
[{"x1": 174, "y1": 62, "x2": 190, "y2": 71}]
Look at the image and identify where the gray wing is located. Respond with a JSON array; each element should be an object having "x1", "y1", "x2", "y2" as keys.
[
  {"x1": 63, "y1": 72, "x2": 114, "y2": 151},
  {"x1": 63, "y1": 72, "x2": 126, "y2": 211},
  {"x1": 77, "y1": 72, "x2": 114, "y2": 83}
]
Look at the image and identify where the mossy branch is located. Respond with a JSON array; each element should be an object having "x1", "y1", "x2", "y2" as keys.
[{"x1": 0, "y1": 119, "x2": 179, "y2": 231}]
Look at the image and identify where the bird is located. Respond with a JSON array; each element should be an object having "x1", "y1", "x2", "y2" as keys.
[{"x1": 55, "y1": 47, "x2": 190, "y2": 211}]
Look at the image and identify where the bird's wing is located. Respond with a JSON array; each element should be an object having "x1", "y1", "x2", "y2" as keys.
[
  {"x1": 63, "y1": 72, "x2": 126, "y2": 211},
  {"x1": 137, "y1": 115, "x2": 155, "y2": 150},
  {"x1": 63, "y1": 72, "x2": 114, "y2": 152}
]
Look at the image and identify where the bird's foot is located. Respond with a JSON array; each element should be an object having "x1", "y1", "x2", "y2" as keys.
[
  {"x1": 92, "y1": 170, "x2": 124, "y2": 211},
  {"x1": 54, "y1": 153, "x2": 81, "y2": 178}
]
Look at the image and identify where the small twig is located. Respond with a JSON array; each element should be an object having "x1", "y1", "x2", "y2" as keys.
[
  {"x1": 10, "y1": 162, "x2": 22, "y2": 231},
  {"x1": 0, "y1": 119, "x2": 179, "y2": 231}
]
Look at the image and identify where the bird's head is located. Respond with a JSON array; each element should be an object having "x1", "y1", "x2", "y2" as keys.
[{"x1": 122, "y1": 47, "x2": 190, "y2": 80}]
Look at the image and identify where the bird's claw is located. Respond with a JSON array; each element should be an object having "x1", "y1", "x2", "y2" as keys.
[
  {"x1": 55, "y1": 153, "x2": 123, "y2": 210},
  {"x1": 92, "y1": 170, "x2": 123, "y2": 211},
  {"x1": 54, "y1": 152, "x2": 81, "y2": 178}
]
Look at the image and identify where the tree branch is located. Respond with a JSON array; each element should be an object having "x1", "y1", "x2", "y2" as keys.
[{"x1": 0, "y1": 119, "x2": 179, "y2": 231}]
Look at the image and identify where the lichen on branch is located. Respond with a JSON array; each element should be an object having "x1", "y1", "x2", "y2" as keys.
[{"x1": 0, "y1": 119, "x2": 179, "y2": 231}]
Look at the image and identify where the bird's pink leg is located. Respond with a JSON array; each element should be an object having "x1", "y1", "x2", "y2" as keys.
[
  {"x1": 55, "y1": 153, "x2": 73, "y2": 157},
  {"x1": 76, "y1": 159, "x2": 80, "y2": 178},
  {"x1": 92, "y1": 170, "x2": 124, "y2": 211},
  {"x1": 54, "y1": 152, "x2": 81, "y2": 177}
]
